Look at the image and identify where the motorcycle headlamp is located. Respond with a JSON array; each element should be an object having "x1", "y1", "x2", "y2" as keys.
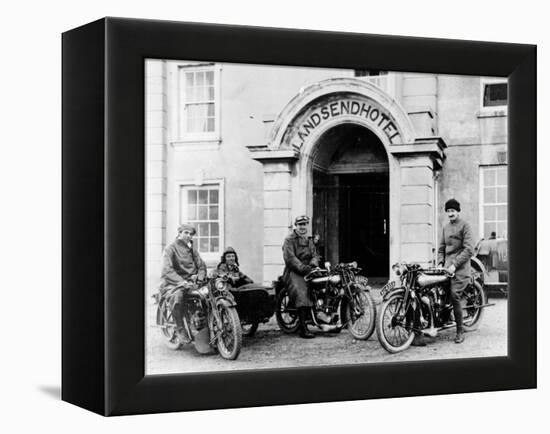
[
  {"x1": 329, "y1": 275, "x2": 341, "y2": 285},
  {"x1": 215, "y1": 279, "x2": 226, "y2": 291},
  {"x1": 197, "y1": 286, "x2": 209, "y2": 296},
  {"x1": 392, "y1": 263, "x2": 407, "y2": 277}
]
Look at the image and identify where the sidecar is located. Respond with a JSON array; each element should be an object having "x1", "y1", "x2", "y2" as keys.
[{"x1": 229, "y1": 283, "x2": 276, "y2": 336}]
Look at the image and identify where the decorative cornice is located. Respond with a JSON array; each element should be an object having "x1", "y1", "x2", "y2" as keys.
[
  {"x1": 247, "y1": 145, "x2": 300, "y2": 164},
  {"x1": 390, "y1": 137, "x2": 448, "y2": 169}
]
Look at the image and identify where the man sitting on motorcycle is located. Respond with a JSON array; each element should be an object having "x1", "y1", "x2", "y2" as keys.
[
  {"x1": 437, "y1": 198, "x2": 475, "y2": 344},
  {"x1": 216, "y1": 246, "x2": 254, "y2": 287},
  {"x1": 159, "y1": 223, "x2": 207, "y2": 343},
  {"x1": 282, "y1": 215, "x2": 320, "y2": 339}
]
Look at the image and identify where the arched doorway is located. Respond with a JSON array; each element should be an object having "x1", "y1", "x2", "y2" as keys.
[
  {"x1": 311, "y1": 123, "x2": 389, "y2": 278},
  {"x1": 248, "y1": 78, "x2": 446, "y2": 284}
]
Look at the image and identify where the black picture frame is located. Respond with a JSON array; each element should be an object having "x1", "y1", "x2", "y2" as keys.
[{"x1": 62, "y1": 17, "x2": 536, "y2": 416}]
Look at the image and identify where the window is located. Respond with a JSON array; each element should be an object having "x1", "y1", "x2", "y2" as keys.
[
  {"x1": 354, "y1": 70, "x2": 395, "y2": 97},
  {"x1": 179, "y1": 183, "x2": 223, "y2": 257},
  {"x1": 354, "y1": 70, "x2": 387, "y2": 77},
  {"x1": 480, "y1": 165, "x2": 507, "y2": 239},
  {"x1": 480, "y1": 78, "x2": 508, "y2": 112},
  {"x1": 483, "y1": 82, "x2": 507, "y2": 107},
  {"x1": 177, "y1": 64, "x2": 220, "y2": 141}
]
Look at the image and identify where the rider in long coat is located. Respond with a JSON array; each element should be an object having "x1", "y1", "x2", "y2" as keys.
[
  {"x1": 159, "y1": 223, "x2": 207, "y2": 342},
  {"x1": 437, "y1": 198, "x2": 475, "y2": 344},
  {"x1": 282, "y1": 215, "x2": 320, "y2": 338}
]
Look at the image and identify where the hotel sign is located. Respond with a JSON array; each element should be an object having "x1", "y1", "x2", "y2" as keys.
[{"x1": 289, "y1": 98, "x2": 402, "y2": 148}]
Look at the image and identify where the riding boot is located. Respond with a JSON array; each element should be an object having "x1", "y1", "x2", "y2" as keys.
[
  {"x1": 299, "y1": 308, "x2": 315, "y2": 339},
  {"x1": 412, "y1": 333, "x2": 427, "y2": 346},
  {"x1": 451, "y1": 288, "x2": 465, "y2": 344},
  {"x1": 172, "y1": 303, "x2": 189, "y2": 342},
  {"x1": 454, "y1": 326, "x2": 465, "y2": 344},
  {"x1": 172, "y1": 303, "x2": 184, "y2": 327}
]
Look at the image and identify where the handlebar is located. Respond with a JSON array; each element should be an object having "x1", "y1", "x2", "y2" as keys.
[
  {"x1": 174, "y1": 276, "x2": 208, "y2": 289},
  {"x1": 393, "y1": 262, "x2": 456, "y2": 278},
  {"x1": 174, "y1": 280, "x2": 193, "y2": 289},
  {"x1": 304, "y1": 267, "x2": 325, "y2": 281},
  {"x1": 335, "y1": 261, "x2": 359, "y2": 270},
  {"x1": 304, "y1": 262, "x2": 362, "y2": 281}
]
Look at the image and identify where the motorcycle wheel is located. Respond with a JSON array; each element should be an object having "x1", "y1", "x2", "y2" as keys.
[
  {"x1": 156, "y1": 299, "x2": 183, "y2": 350},
  {"x1": 376, "y1": 293, "x2": 415, "y2": 353},
  {"x1": 275, "y1": 288, "x2": 300, "y2": 334},
  {"x1": 241, "y1": 321, "x2": 259, "y2": 337},
  {"x1": 461, "y1": 280, "x2": 487, "y2": 332},
  {"x1": 344, "y1": 290, "x2": 376, "y2": 340},
  {"x1": 214, "y1": 301, "x2": 243, "y2": 360}
]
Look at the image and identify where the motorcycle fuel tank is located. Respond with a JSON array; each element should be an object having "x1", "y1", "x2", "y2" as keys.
[
  {"x1": 310, "y1": 275, "x2": 341, "y2": 286},
  {"x1": 417, "y1": 273, "x2": 449, "y2": 287}
]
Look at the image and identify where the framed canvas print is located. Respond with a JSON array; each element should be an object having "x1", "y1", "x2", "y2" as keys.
[{"x1": 62, "y1": 17, "x2": 536, "y2": 415}]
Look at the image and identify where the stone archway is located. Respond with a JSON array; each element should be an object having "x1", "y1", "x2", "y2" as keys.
[{"x1": 248, "y1": 78, "x2": 446, "y2": 284}]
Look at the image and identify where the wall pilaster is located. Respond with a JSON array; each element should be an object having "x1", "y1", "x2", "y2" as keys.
[
  {"x1": 261, "y1": 162, "x2": 293, "y2": 284},
  {"x1": 398, "y1": 155, "x2": 436, "y2": 266},
  {"x1": 146, "y1": 60, "x2": 168, "y2": 295}
]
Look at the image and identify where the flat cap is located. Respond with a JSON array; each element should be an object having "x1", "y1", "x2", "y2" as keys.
[
  {"x1": 294, "y1": 215, "x2": 310, "y2": 225},
  {"x1": 177, "y1": 223, "x2": 196, "y2": 235}
]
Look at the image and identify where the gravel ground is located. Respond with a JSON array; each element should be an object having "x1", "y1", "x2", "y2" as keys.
[{"x1": 145, "y1": 290, "x2": 507, "y2": 375}]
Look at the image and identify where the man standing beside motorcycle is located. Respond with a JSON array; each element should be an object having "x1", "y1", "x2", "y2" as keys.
[
  {"x1": 282, "y1": 215, "x2": 320, "y2": 339},
  {"x1": 437, "y1": 198, "x2": 475, "y2": 344},
  {"x1": 159, "y1": 223, "x2": 207, "y2": 343}
]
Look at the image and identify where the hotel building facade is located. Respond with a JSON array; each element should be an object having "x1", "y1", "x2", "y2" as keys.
[{"x1": 145, "y1": 60, "x2": 508, "y2": 293}]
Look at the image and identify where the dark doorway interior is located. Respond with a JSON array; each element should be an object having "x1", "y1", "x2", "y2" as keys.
[
  {"x1": 339, "y1": 173, "x2": 389, "y2": 277},
  {"x1": 311, "y1": 123, "x2": 389, "y2": 279}
]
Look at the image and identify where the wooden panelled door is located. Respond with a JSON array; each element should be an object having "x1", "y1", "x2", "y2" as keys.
[
  {"x1": 313, "y1": 171, "x2": 389, "y2": 278},
  {"x1": 339, "y1": 173, "x2": 389, "y2": 278}
]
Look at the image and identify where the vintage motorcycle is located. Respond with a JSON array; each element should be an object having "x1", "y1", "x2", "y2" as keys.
[
  {"x1": 376, "y1": 262, "x2": 490, "y2": 353},
  {"x1": 275, "y1": 261, "x2": 376, "y2": 339},
  {"x1": 156, "y1": 274, "x2": 243, "y2": 360}
]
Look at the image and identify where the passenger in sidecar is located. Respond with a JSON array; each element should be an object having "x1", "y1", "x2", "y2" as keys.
[
  {"x1": 215, "y1": 246, "x2": 253, "y2": 287},
  {"x1": 214, "y1": 246, "x2": 275, "y2": 337}
]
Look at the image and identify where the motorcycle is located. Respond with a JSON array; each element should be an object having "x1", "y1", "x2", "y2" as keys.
[
  {"x1": 376, "y1": 262, "x2": 490, "y2": 353},
  {"x1": 275, "y1": 261, "x2": 376, "y2": 339},
  {"x1": 156, "y1": 274, "x2": 243, "y2": 360}
]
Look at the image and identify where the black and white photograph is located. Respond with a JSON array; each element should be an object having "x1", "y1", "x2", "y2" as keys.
[
  {"x1": 145, "y1": 60, "x2": 509, "y2": 374},
  {"x1": 2, "y1": 0, "x2": 544, "y2": 430}
]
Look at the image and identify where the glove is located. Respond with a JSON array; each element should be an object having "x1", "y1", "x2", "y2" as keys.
[{"x1": 302, "y1": 265, "x2": 313, "y2": 275}]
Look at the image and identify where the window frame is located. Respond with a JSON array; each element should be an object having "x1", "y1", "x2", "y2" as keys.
[
  {"x1": 353, "y1": 70, "x2": 396, "y2": 98},
  {"x1": 168, "y1": 61, "x2": 222, "y2": 146},
  {"x1": 479, "y1": 77, "x2": 508, "y2": 115},
  {"x1": 177, "y1": 179, "x2": 224, "y2": 263},
  {"x1": 478, "y1": 164, "x2": 508, "y2": 240}
]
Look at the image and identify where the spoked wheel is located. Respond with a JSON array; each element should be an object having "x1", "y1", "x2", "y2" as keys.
[
  {"x1": 214, "y1": 301, "x2": 243, "y2": 360},
  {"x1": 461, "y1": 280, "x2": 487, "y2": 332},
  {"x1": 156, "y1": 299, "x2": 183, "y2": 350},
  {"x1": 344, "y1": 290, "x2": 376, "y2": 340},
  {"x1": 241, "y1": 321, "x2": 259, "y2": 337},
  {"x1": 376, "y1": 293, "x2": 415, "y2": 353},
  {"x1": 275, "y1": 288, "x2": 300, "y2": 333}
]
